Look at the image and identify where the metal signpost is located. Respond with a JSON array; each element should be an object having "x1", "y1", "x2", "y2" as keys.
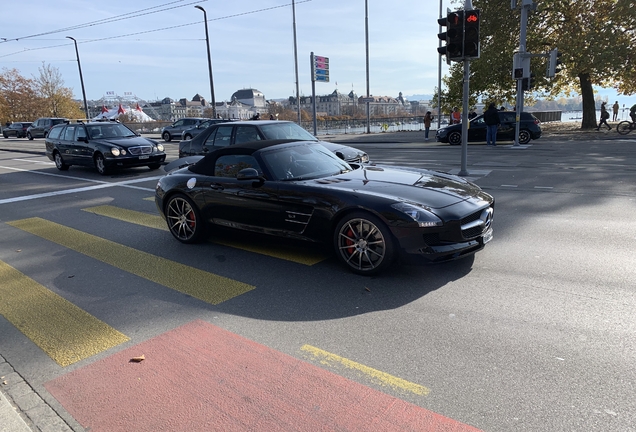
[{"x1": 310, "y1": 53, "x2": 329, "y2": 135}]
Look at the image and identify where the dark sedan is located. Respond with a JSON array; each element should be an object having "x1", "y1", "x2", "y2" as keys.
[
  {"x1": 3, "y1": 122, "x2": 32, "y2": 138},
  {"x1": 45, "y1": 121, "x2": 166, "y2": 175},
  {"x1": 436, "y1": 111, "x2": 541, "y2": 145},
  {"x1": 178, "y1": 120, "x2": 370, "y2": 164},
  {"x1": 156, "y1": 141, "x2": 494, "y2": 275}
]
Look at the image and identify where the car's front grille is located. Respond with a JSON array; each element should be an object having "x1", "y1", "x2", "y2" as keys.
[
  {"x1": 127, "y1": 146, "x2": 153, "y2": 155},
  {"x1": 460, "y1": 206, "x2": 493, "y2": 239}
]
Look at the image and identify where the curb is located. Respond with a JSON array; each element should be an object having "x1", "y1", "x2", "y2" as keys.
[{"x1": 0, "y1": 355, "x2": 74, "y2": 432}]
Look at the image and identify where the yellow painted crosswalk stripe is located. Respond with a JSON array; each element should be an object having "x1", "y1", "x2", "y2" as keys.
[
  {"x1": 300, "y1": 345, "x2": 431, "y2": 396},
  {"x1": 8, "y1": 217, "x2": 254, "y2": 305},
  {"x1": 82, "y1": 205, "x2": 327, "y2": 266},
  {"x1": 0, "y1": 260, "x2": 129, "y2": 367}
]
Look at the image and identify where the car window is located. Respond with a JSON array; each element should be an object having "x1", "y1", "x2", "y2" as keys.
[
  {"x1": 500, "y1": 112, "x2": 516, "y2": 123},
  {"x1": 172, "y1": 120, "x2": 184, "y2": 127},
  {"x1": 260, "y1": 123, "x2": 317, "y2": 141},
  {"x1": 234, "y1": 126, "x2": 262, "y2": 144},
  {"x1": 214, "y1": 155, "x2": 262, "y2": 178},
  {"x1": 471, "y1": 116, "x2": 485, "y2": 126},
  {"x1": 48, "y1": 126, "x2": 63, "y2": 139},
  {"x1": 63, "y1": 125, "x2": 76, "y2": 141},
  {"x1": 211, "y1": 126, "x2": 233, "y2": 147},
  {"x1": 76, "y1": 125, "x2": 87, "y2": 141},
  {"x1": 52, "y1": 119, "x2": 66, "y2": 126}
]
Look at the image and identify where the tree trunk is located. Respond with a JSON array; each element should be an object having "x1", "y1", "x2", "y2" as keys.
[{"x1": 579, "y1": 73, "x2": 597, "y2": 129}]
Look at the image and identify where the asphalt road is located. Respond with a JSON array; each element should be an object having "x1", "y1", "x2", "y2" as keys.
[{"x1": 1, "y1": 132, "x2": 635, "y2": 432}]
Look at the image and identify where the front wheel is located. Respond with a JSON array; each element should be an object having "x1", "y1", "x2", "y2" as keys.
[
  {"x1": 183, "y1": 134, "x2": 192, "y2": 140},
  {"x1": 616, "y1": 121, "x2": 633, "y2": 135},
  {"x1": 334, "y1": 212, "x2": 395, "y2": 275},
  {"x1": 162, "y1": 132, "x2": 172, "y2": 142},
  {"x1": 165, "y1": 194, "x2": 206, "y2": 243},
  {"x1": 148, "y1": 163, "x2": 161, "y2": 170},
  {"x1": 448, "y1": 131, "x2": 462, "y2": 145},
  {"x1": 54, "y1": 152, "x2": 69, "y2": 171},
  {"x1": 94, "y1": 153, "x2": 109, "y2": 175}
]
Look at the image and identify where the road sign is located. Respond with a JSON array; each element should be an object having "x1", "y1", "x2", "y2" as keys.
[
  {"x1": 361, "y1": 97, "x2": 374, "y2": 103},
  {"x1": 311, "y1": 53, "x2": 329, "y2": 83}
]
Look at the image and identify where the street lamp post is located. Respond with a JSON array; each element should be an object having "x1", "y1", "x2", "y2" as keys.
[
  {"x1": 66, "y1": 36, "x2": 89, "y2": 119},
  {"x1": 195, "y1": 5, "x2": 217, "y2": 119}
]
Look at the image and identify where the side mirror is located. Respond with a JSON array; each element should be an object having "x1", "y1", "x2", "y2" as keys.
[{"x1": 236, "y1": 168, "x2": 264, "y2": 182}]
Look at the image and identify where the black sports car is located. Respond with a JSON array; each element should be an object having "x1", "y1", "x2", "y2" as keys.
[
  {"x1": 155, "y1": 141, "x2": 494, "y2": 275},
  {"x1": 178, "y1": 120, "x2": 370, "y2": 164}
]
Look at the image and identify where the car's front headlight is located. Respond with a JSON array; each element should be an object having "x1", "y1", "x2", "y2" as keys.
[
  {"x1": 156, "y1": 144, "x2": 164, "y2": 152},
  {"x1": 360, "y1": 153, "x2": 370, "y2": 163},
  {"x1": 111, "y1": 147, "x2": 121, "y2": 156},
  {"x1": 391, "y1": 202, "x2": 443, "y2": 227}
]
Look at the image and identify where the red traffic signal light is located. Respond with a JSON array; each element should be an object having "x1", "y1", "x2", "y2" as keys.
[{"x1": 463, "y1": 10, "x2": 480, "y2": 59}]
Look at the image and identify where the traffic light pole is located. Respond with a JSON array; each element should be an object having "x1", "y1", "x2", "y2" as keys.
[
  {"x1": 459, "y1": 59, "x2": 470, "y2": 176},
  {"x1": 513, "y1": 0, "x2": 535, "y2": 146}
]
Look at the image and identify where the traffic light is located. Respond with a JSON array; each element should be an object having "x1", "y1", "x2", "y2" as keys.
[
  {"x1": 437, "y1": 11, "x2": 464, "y2": 62},
  {"x1": 522, "y1": 73, "x2": 536, "y2": 91},
  {"x1": 547, "y1": 48, "x2": 562, "y2": 78},
  {"x1": 463, "y1": 9, "x2": 480, "y2": 59}
]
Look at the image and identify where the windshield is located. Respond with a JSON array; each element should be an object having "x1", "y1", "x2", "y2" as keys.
[
  {"x1": 260, "y1": 144, "x2": 352, "y2": 181},
  {"x1": 87, "y1": 123, "x2": 136, "y2": 139},
  {"x1": 259, "y1": 122, "x2": 318, "y2": 141}
]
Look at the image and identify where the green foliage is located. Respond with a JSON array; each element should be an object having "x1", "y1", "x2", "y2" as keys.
[{"x1": 443, "y1": 0, "x2": 635, "y2": 128}]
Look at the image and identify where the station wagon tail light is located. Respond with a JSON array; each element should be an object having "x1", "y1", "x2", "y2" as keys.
[{"x1": 391, "y1": 202, "x2": 443, "y2": 227}]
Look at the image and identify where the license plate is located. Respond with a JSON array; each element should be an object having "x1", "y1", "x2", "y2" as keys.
[
  {"x1": 483, "y1": 229, "x2": 493, "y2": 244},
  {"x1": 139, "y1": 155, "x2": 149, "y2": 160}
]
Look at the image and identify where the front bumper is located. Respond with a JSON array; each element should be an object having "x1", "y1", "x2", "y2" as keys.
[
  {"x1": 398, "y1": 227, "x2": 493, "y2": 264},
  {"x1": 104, "y1": 153, "x2": 166, "y2": 168}
]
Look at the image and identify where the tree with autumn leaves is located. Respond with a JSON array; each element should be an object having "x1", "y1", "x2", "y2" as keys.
[
  {"x1": 438, "y1": 0, "x2": 635, "y2": 129},
  {"x1": 0, "y1": 63, "x2": 84, "y2": 126}
]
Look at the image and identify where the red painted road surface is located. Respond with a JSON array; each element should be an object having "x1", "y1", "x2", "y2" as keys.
[{"x1": 46, "y1": 320, "x2": 481, "y2": 431}]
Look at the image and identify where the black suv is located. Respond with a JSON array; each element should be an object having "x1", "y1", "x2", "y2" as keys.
[
  {"x1": 45, "y1": 120, "x2": 166, "y2": 175},
  {"x1": 161, "y1": 117, "x2": 206, "y2": 142},
  {"x1": 3, "y1": 122, "x2": 32, "y2": 138},
  {"x1": 436, "y1": 111, "x2": 542, "y2": 145},
  {"x1": 27, "y1": 117, "x2": 69, "y2": 139}
]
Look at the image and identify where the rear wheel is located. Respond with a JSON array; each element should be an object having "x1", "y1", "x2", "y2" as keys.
[
  {"x1": 448, "y1": 131, "x2": 462, "y2": 145},
  {"x1": 518, "y1": 129, "x2": 531, "y2": 144},
  {"x1": 27, "y1": 132, "x2": 33, "y2": 140},
  {"x1": 616, "y1": 121, "x2": 633, "y2": 135},
  {"x1": 94, "y1": 153, "x2": 109, "y2": 175},
  {"x1": 54, "y1": 152, "x2": 69, "y2": 171},
  {"x1": 165, "y1": 194, "x2": 206, "y2": 243},
  {"x1": 334, "y1": 212, "x2": 395, "y2": 275}
]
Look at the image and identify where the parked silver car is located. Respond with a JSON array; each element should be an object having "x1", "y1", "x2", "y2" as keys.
[{"x1": 161, "y1": 118, "x2": 206, "y2": 142}]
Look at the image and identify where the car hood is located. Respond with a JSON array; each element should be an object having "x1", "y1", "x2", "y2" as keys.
[
  {"x1": 97, "y1": 136, "x2": 158, "y2": 148},
  {"x1": 310, "y1": 165, "x2": 484, "y2": 209},
  {"x1": 317, "y1": 140, "x2": 366, "y2": 161}
]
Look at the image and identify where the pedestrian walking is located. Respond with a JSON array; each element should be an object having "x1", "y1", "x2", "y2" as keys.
[
  {"x1": 424, "y1": 111, "x2": 433, "y2": 141},
  {"x1": 451, "y1": 107, "x2": 461, "y2": 124},
  {"x1": 597, "y1": 102, "x2": 611, "y2": 130},
  {"x1": 612, "y1": 101, "x2": 619, "y2": 121},
  {"x1": 483, "y1": 103, "x2": 500, "y2": 147}
]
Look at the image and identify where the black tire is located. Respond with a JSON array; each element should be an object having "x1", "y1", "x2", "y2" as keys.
[
  {"x1": 616, "y1": 121, "x2": 632, "y2": 135},
  {"x1": 148, "y1": 163, "x2": 161, "y2": 170},
  {"x1": 162, "y1": 132, "x2": 172, "y2": 142},
  {"x1": 94, "y1": 153, "x2": 109, "y2": 175},
  {"x1": 27, "y1": 132, "x2": 33, "y2": 140},
  {"x1": 334, "y1": 211, "x2": 395, "y2": 275},
  {"x1": 54, "y1": 152, "x2": 69, "y2": 171},
  {"x1": 2, "y1": 134, "x2": 7, "y2": 139},
  {"x1": 448, "y1": 131, "x2": 462, "y2": 145},
  {"x1": 165, "y1": 194, "x2": 206, "y2": 243},
  {"x1": 518, "y1": 129, "x2": 531, "y2": 144},
  {"x1": 183, "y1": 134, "x2": 192, "y2": 140}
]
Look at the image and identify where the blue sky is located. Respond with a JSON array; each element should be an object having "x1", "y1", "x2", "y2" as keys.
[{"x1": 1, "y1": 0, "x2": 631, "y2": 107}]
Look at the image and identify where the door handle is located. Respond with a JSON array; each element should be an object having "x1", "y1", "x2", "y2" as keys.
[{"x1": 210, "y1": 183, "x2": 223, "y2": 190}]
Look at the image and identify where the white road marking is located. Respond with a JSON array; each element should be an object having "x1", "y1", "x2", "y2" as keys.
[
  {"x1": 11, "y1": 158, "x2": 55, "y2": 165},
  {"x1": 0, "y1": 165, "x2": 160, "y2": 204}
]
